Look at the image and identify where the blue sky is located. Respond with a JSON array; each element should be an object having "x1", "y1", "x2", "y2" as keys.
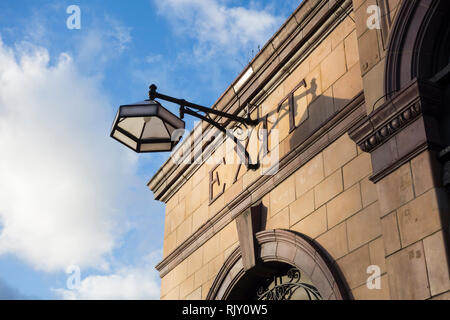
[{"x1": 0, "y1": 0, "x2": 300, "y2": 299}]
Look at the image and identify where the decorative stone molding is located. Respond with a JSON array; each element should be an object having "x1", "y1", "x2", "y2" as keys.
[
  {"x1": 358, "y1": 101, "x2": 422, "y2": 153},
  {"x1": 235, "y1": 203, "x2": 263, "y2": 271},
  {"x1": 348, "y1": 79, "x2": 442, "y2": 182},
  {"x1": 206, "y1": 229, "x2": 350, "y2": 300}
]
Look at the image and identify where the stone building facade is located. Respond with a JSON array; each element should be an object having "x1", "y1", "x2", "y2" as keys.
[{"x1": 149, "y1": 0, "x2": 450, "y2": 300}]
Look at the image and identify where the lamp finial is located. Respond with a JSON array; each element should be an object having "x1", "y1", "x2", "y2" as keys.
[{"x1": 149, "y1": 84, "x2": 157, "y2": 100}]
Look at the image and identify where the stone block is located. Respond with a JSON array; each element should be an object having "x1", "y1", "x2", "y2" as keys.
[
  {"x1": 208, "y1": 254, "x2": 224, "y2": 280},
  {"x1": 160, "y1": 272, "x2": 174, "y2": 297},
  {"x1": 284, "y1": 59, "x2": 310, "y2": 93},
  {"x1": 219, "y1": 220, "x2": 238, "y2": 252},
  {"x1": 270, "y1": 175, "x2": 296, "y2": 216},
  {"x1": 352, "y1": 274, "x2": 390, "y2": 300},
  {"x1": 354, "y1": 0, "x2": 377, "y2": 37},
  {"x1": 179, "y1": 275, "x2": 194, "y2": 299},
  {"x1": 176, "y1": 215, "x2": 192, "y2": 246},
  {"x1": 194, "y1": 264, "x2": 209, "y2": 288},
  {"x1": 192, "y1": 165, "x2": 207, "y2": 188},
  {"x1": 223, "y1": 173, "x2": 243, "y2": 205},
  {"x1": 187, "y1": 247, "x2": 204, "y2": 277},
  {"x1": 362, "y1": 58, "x2": 385, "y2": 113},
  {"x1": 331, "y1": 16, "x2": 356, "y2": 49},
  {"x1": 320, "y1": 43, "x2": 347, "y2": 90},
  {"x1": 343, "y1": 151, "x2": 372, "y2": 189},
  {"x1": 358, "y1": 30, "x2": 381, "y2": 75},
  {"x1": 291, "y1": 205, "x2": 327, "y2": 239},
  {"x1": 360, "y1": 176, "x2": 378, "y2": 207},
  {"x1": 192, "y1": 202, "x2": 209, "y2": 233},
  {"x1": 332, "y1": 62, "x2": 363, "y2": 111},
  {"x1": 316, "y1": 222, "x2": 349, "y2": 260},
  {"x1": 423, "y1": 231, "x2": 450, "y2": 296},
  {"x1": 323, "y1": 134, "x2": 358, "y2": 177},
  {"x1": 171, "y1": 200, "x2": 186, "y2": 233},
  {"x1": 305, "y1": 66, "x2": 322, "y2": 105},
  {"x1": 186, "y1": 177, "x2": 209, "y2": 215},
  {"x1": 380, "y1": 211, "x2": 401, "y2": 256},
  {"x1": 344, "y1": 30, "x2": 360, "y2": 69},
  {"x1": 163, "y1": 231, "x2": 177, "y2": 257},
  {"x1": 307, "y1": 87, "x2": 335, "y2": 130},
  {"x1": 166, "y1": 194, "x2": 179, "y2": 213},
  {"x1": 185, "y1": 287, "x2": 202, "y2": 300},
  {"x1": 337, "y1": 244, "x2": 371, "y2": 289},
  {"x1": 289, "y1": 189, "x2": 315, "y2": 226},
  {"x1": 163, "y1": 286, "x2": 180, "y2": 300},
  {"x1": 293, "y1": 85, "x2": 309, "y2": 127},
  {"x1": 295, "y1": 153, "x2": 325, "y2": 198},
  {"x1": 397, "y1": 189, "x2": 442, "y2": 247},
  {"x1": 203, "y1": 233, "x2": 220, "y2": 264},
  {"x1": 376, "y1": 163, "x2": 414, "y2": 217},
  {"x1": 346, "y1": 201, "x2": 382, "y2": 251},
  {"x1": 266, "y1": 206, "x2": 290, "y2": 230},
  {"x1": 411, "y1": 151, "x2": 437, "y2": 197},
  {"x1": 369, "y1": 236, "x2": 386, "y2": 273},
  {"x1": 172, "y1": 261, "x2": 188, "y2": 287},
  {"x1": 327, "y1": 183, "x2": 363, "y2": 228},
  {"x1": 309, "y1": 37, "x2": 332, "y2": 70},
  {"x1": 314, "y1": 169, "x2": 343, "y2": 207},
  {"x1": 386, "y1": 241, "x2": 431, "y2": 300},
  {"x1": 178, "y1": 177, "x2": 192, "y2": 202},
  {"x1": 202, "y1": 279, "x2": 214, "y2": 300},
  {"x1": 431, "y1": 291, "x2": 450, "y2": 300}
]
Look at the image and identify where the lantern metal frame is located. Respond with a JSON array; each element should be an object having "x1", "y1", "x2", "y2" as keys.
[
  {"x1": 110, "y1": 99, "x2": 186, "y2": 153},
  {"x1": 111, "y1": 84, "x2": 260, "y2": 169}
]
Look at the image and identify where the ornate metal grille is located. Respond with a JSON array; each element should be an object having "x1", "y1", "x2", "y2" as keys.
[{"x1": 256, "y1": 268, "x2": 322, "y2": 300}]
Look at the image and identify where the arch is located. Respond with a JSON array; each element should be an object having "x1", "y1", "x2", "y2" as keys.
[
  {"x1": 206, "y1": 229, "x2": 350, "y2": 300},
  {"x1": 384, "y1": 0, "x2": 450, "y2": 97}
]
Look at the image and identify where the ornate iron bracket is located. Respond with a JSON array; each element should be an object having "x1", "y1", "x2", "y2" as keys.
[{"x1": 149, "y1": 84, "x2": 259, "y2": 169}]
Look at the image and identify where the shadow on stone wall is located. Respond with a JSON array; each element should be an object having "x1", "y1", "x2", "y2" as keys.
[{"x1": 255, "y1": 77, "x2": 352, "y2": 153}]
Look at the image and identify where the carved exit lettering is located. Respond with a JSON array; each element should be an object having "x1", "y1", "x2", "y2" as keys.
[{"x1": 208, "y1": 79, "x2": 306, "y2": 204}]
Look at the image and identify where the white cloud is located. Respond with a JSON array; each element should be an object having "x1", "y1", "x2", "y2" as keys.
[
  {"x1": 55, "y1": 268, "x2": 160, "y2": 299},
  {"x1": 75, "y1": 16, "x2": 132, "y2": 74},
  {"x1": 106, "y1": 16, "x2": 132, "y2": 51},
  {"x1": 53, "y1": 250, "x2": 162, "y2": 300},
  {"x1": 145, "y1": 54, "x2": 163, "y2": 64},
  {"x1": 154, "y1": 0, "x2": 283, "y2": 59},
  {"x1": 0, "y1": 37, "x2": 143, "y2": 272}
]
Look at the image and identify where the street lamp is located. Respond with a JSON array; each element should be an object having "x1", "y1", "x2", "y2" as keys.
[
  {"x1": 110, "y1": 84, "x2": 260, "y2": 169},
  {"x1": 110, "y1": 99, "x2": 185, "y2": 152}
]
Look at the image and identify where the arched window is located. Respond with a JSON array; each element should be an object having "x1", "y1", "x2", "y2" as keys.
[
  {"x1": 207, "y1": 229, "x2": 350, "y2": 300},
  {"x1": 228, "y1": 262, "x2": 322, "y2": 300},
  {"x1": 385, "y1": 0, "x2": 450, "y2": 96},
  {"x1": 384, "y1": 0, "x2": 450, "y2": 189}
]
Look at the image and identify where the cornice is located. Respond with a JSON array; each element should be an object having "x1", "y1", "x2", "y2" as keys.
[
  {"x1": 349, "y1": 79, "x2": 442, "y2": 182},
  {"x1": 349, "y1": 80, "x2": 440, "y2": 150}
]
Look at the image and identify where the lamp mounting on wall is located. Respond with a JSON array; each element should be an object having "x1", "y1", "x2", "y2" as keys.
[{"x1": 110, "y1": 84, "x2": 260, "y2": 170}]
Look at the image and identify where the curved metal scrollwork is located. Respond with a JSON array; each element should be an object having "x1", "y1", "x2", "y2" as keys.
[{"x1": 256, "y1": 268, "x2": 322, "y2": 300}]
